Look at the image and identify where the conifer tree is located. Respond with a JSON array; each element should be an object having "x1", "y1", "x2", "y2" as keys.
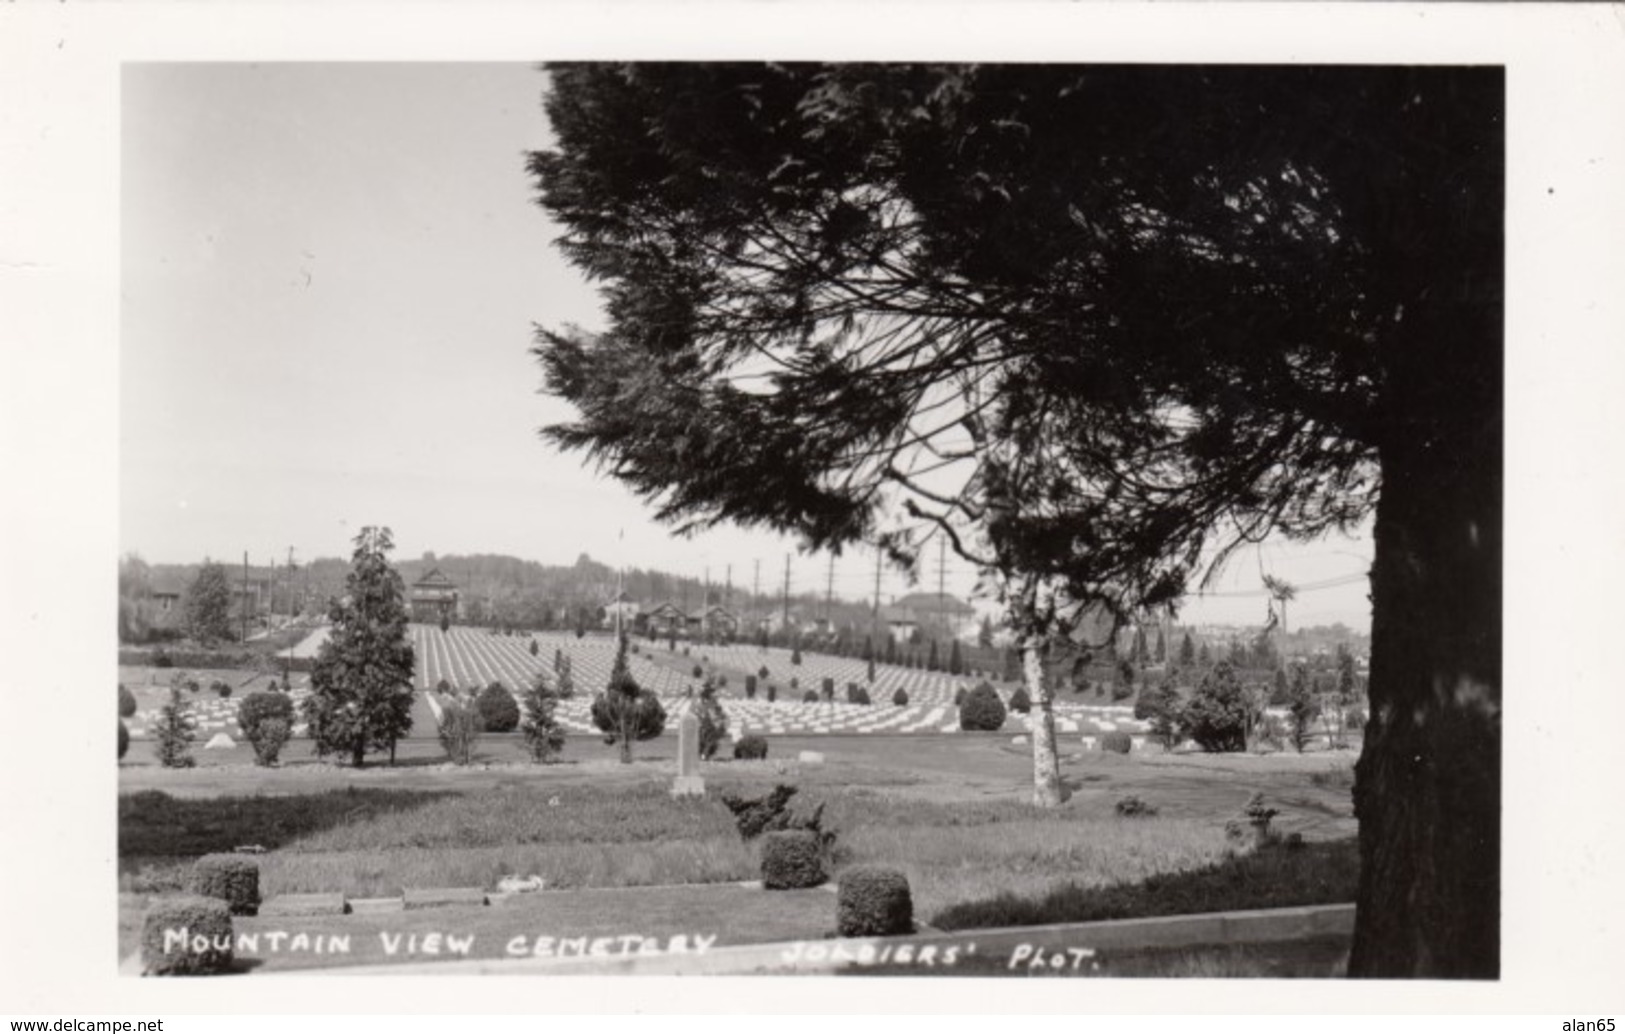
[
  {"x1": 590, "y1": 632, "x2": 666, "y2": 763},
  {"x1": 154, "y1": 681, "x2": 196, "y2": 769},
  {"x1": 302, "y1": 527, "x2": 416, "y2": 768}
]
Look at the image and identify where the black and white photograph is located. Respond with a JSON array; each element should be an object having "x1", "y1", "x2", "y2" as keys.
[{"x1": 4, "y1": 1, "x2": 1624, "y2": 1020}]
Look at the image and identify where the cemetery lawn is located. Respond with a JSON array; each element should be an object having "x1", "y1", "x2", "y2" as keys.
[{"x1": 119, "y1": 735, "x2": 1359, "y2": 967}]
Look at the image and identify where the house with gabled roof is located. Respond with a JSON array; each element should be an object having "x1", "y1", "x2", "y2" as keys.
[{"x1": 409, "y1": 567, "x2": 460, "y2": 622}]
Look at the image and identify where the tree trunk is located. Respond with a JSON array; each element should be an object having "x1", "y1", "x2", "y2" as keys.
[
  {"x1": 618, "y1": 734, "x2": 632, "y2": 764},
  {"x1": 1349, "y1": 154, "x2": 1502, "y2": 977},
  {"x1": 1023, "y1": 638, "x2": 1067, "y2": 807},
  {"x1": 1349, "y1": 430, "x2": 1501, "y2": 978},
  {"x1": 352, "y1": 739, "x2": 365, "y2": 769}
]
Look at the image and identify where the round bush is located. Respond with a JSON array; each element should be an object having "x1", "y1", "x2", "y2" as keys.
[
  {"x1": 953, "y1": 686, "x2": 967, "y2": 707},
  {"x1": 477, "y1": 683, "x2": 520, "y2": 733},
  {"x1": 733, "y1": 734, "x2": 768, "y2": 760},
  {"x1": 186, "y1": 855, "x2": 260, "y2": 916},
  {"x1": 1007, "y1": 685, "x2": 1032, "y2": 714},
  {"x1": 692, "y1": 664, "x2": 704, "y2": 679},
  {"x1": 845, "y1": 683, "x2": 871, "y2": 705},
  {"x1": 892, "y1": 688, "x2": 908, "y2": 706},
  {"x1": 236, "y1": 691, "x2": 293, "y2": 743},
  {"x1": 801, "y1": 690, "x2": 819, "y2": 703},
  {"x1": 436, "y1": 678, "x2": 451, "y2": 693},
  {"x1": 119, "y1": 683, "x2": 138, "y2": 719},
  {"x1": 760, "y1": 829, "x2": 826, "y2": 889},
  {"x1": 141, "y1": 895, "x2": 234, "y2": 976},
  {"x1": 1101, "y1": 730, "x2": 1133, "y2": 754},
  {"x1": 118, "y1": 720, "x2": 130, "y2": 759},
  {"x1": 958, "y1": 682, "x2": 1007, "y2": 731},
  {"x1": 211, "y1": 679, "x2": 232, "y2": 699},
  {"x1": 249, "y1": 718, "x2": 291, "y2": 767},
  {"x1": 837, "y1": 866, "x2": 914, "y2": 937},
  {"x1": 744, "y1": 674, "x2": 757, "y2": 699},
  {"x1": 766, "y1": 684, "x2": 777, "y2": 703}
]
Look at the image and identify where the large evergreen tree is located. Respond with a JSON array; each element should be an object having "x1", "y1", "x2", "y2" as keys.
[
  {"x1": 183, "y1": 559, "x2": 235, "y2": 646},
  {"x1": 302, "y1": 527, "x2": 416, "y2": 768},
  {"x1": 530, "y1": 63, "x2": 1501, "y2": 977}
]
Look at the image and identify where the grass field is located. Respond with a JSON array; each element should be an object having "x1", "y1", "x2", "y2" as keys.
[{"x1": 119, "y1": 733, "x2": 1359, "y2": 971}]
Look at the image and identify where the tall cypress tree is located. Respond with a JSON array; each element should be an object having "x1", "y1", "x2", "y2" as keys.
[{"x1": 303, "y1": 527, "x2": 416, "y2": 768}]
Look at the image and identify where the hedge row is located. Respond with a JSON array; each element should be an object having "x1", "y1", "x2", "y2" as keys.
[{"x1": 119, "y1": 649, "x2": 315, "y2": 673}]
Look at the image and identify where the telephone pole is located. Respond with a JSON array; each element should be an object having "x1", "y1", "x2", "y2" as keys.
[
  {"x1": 824, "y1": 553, "x2": 834, "y2": 625},
  {"x1": 781, "y1": 553, "x2": 791, "y2": 631},
  {"x1": 241, "y1": 551, "x2": 250, "y2": 642},
  {"x1": 937, "y1": 536, "x2": 947, "y2": 639},
  {"x1": 753, "y1": 558, "x2": 761, "y2": 632}
]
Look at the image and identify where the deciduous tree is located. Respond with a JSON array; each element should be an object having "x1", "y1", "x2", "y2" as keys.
[{"x1": 184, "y1": 560, "x2": 235, "y2": 646}]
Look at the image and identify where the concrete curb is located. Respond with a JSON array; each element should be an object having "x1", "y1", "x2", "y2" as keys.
[{"x1": 310, "y1": 902, "x2": 1354, "y2": 977}]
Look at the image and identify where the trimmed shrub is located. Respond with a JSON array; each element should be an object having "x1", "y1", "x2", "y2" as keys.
[
  {"x1": 845, "y1": 683, "x2": 871, "y2": 705},
  {"x1": 801, "y1": 690, "x2": 819, "y2": 703},
  {"x1": 953, "y1": 686, "x2": 967, "y2": 707},
  {"x1": 266, "y1": 680, "x2": 280, "y2": 693},
  {"x1": 891, "y1": 688, "x2": 908, "y2": 706},
  {"x1": 187, "y1": 854, "x2": 260, "y2": 915},
  {"x1": 692, "y1": 664, "x2": 704, "y2": 679},
  {"x1": 744, "y1": 674, "x2": 757, "y2": 699},
  {"x1": 1007, "y1": 685, "x2": 1032, "y2": 714},
  {"x1": 766, "y1": 684, "x2": 777, "y2": 703},
  {"x1": 760, "y1": 829, "x2": 826, "y2": 889},
  {"x1": 837, "y1": 866, "x2": 914, "y2": 937},
  {"x1": 476, "y1": 683, "x2": 520, "y2": 733},
  {"x1": 1181, "y1": 661, "x2": 1250, "y2": 752},
  {"x1": 118, "y1": 720, "x2": 129, "y2": 759},
  {"x1": 437, "y1": 698, "x2": 482, "y2": 765},
  {"x1": 733, "y1": 734, "x2": 768, "y2": 761},
  {"x1": 1115, "y1": 795, "x2": 1157, "y2": 817},
  {"x1": 758, "y1": 665, "x2": 770, "y2": 680},
  {"x1": 141, "y1": 895, "x2": 234, "y2": 976},
  {"x1": 236, "y1": 691, "x2": 293, "y2": 744},
  {"x1": 1101, "y1": 730, "x2": 1133, "y2": 754},
  {"x1": 211, "y1": 679, "x2": 232, "y2": 699},
  {"x1": 958, "y1": 682, "x2": 1007, "y2": 731},
  {"x1": 436, "y1": 678, "x2": 451, "y2": 694},
  {"x1": 249, "y1": 718, "x2": 290, "y2": 767},
  {"x1": 821, "y1": 677, "x2": 835, "y2": 699},
  {"x1": 119, "y1": 683, "x2": 138, "y2": 719}
]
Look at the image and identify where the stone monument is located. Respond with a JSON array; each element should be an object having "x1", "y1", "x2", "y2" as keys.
[{"x1": 670, "y1": 710, "x2": 706, "y2": 798}]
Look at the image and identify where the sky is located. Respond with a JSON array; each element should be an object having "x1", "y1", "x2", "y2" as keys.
[{"x1": 120, "y1": 62, "x2": 1375, "y2": 630}]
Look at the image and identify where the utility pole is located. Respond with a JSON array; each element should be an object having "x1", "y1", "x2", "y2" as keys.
[
  {"x1": 286, "y1": 546, "x2": 296, "y2": 625},
  {"x1": 937, "y1": 536, "x2": 947, "y2": 640},
  {"x1": 753, "y1": 558, "x2": 761, "y2": 633},
  {"x1": 781, "y1": 553, "x2": 791, "y2": 632},
  {"x1": 824, "y1": 553, "x2": 834, "y2": 625},
  {"x1": 241, "y1": 551, "x2": 250, "y2": 643},
  {"x1": 725, "y1": 564, "x2": 732, "y2": 609}
]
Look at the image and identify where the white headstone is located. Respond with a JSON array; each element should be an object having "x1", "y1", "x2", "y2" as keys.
[
  {"x1": 797, "y1": 750, "x2": 825, "y2": 765},
  {"x1": 671, "y1": 711, "x2": 705, "y2": 798},
  {"x1": 204, "y1": 732, "x2": 235, "y2": 750}
]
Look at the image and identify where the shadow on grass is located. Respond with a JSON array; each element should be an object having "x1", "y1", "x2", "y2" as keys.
[
  {"x1": 119, "y1": 786, "x2": 460, "y2": 859},
  {"x1": 929, "y1": 836, "x2": 1359, "y2": 931}
]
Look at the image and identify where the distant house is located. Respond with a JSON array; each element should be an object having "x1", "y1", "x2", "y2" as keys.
[
  {"x1": 700, "y1": 605, "x2": 739, "y2": 639},
  {"x1": 886, "y1": 593, "x2": 977, "y2": 641},
  {"x1": 602, "y1": 590, "x2": 639, "y2": 631},
  {"x1": 409, "y1": 567, "x2": 460, "y2": 622},
  {"x1": 644, "y1": 601, "x2": 688, "y2": 638}
]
